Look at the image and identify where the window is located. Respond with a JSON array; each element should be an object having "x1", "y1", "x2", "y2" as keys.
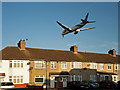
[
  {"x1": 112, "y1": 76, "x2": 118, "y2": 82},
  {"x1": 35, "y1": 75, "x2": 45, "y2": 83},
  {"x1": 108, "y1": 64, "x2": 112, "y2": 70},
  {"x1": 9, "y1": 60, "x2": 23, "y2": 68},
  {"x1": 90, "y1": 63, "x2": 97, "y2": 69},
  {"x1": 99, "y1": 64, "x2": 104, "y2": 70},
  {"x1": 51, "y1": 61, "x2": 56, "y2": 69},
  {"x1": 115, "y1": 64, "x2": 118, "y2": 70},
  {"x1": 71, "y1": 62, "x2": 82, "y2": 69},
  {"x1": 77, "y1": 75, "x2": 82, "y2": 81},
  {"x1": 70, "y1": 75, "x2": 74, "y2": 81},
  {"x1": 9, "y1": 76, "x2": 12, "y2": 82},
  {"x1": 70, "y1": 75, "x2": 82, "y2": 81},
  {"x1": 0, "y1": 60, "x2": 2, "y2": 68},
  {"x1": 35, "y1": 61, "x2": 45, "y2": 69},
  {"x1": 9, "y1": 61, "x2": 12, "y2": 68},
  {"x1": 9, "y1": 76, "x2": 23, "y2": 84},
  {"x1": 100, "y1": 75, "x2": 105, "y2": 81},
  {"x1": 61, "y1": 62, "x2": 67, "y2": 69},
  {"x1": 90, "y1": 75, "x2": 96, "y2": 82}
]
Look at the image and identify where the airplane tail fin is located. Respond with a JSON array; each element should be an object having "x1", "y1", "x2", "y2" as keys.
[
  {"x1": 87, "y1": 21, "x2": 96, "y2": 23},
  {"x1": 85, "y1": 13, "x2": 89, "y2": 21},
  {"x1": 81, "y1": 13, "x2": 89, "y2": 23}
]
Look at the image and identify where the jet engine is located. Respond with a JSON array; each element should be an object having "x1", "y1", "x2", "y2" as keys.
[{"x1": 74, "y1": 31, "x2": 78, "y2": 34}]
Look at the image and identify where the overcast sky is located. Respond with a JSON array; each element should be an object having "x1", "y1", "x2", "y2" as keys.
[{"x1": 1, "y1": 1, "x2": 119, "y2": 54}]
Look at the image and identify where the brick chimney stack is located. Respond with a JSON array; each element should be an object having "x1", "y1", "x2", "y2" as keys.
[
  {"x1": 108, "y1": 49, "x2": 116, "y2": 57},
  {"x1": 18, "y1": 40, "x2": 26, "y2": 50},
  {"x1": 70, "y1": 46, "x2": 78, "y2": 54}
]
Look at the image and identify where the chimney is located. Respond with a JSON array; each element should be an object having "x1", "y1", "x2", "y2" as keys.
[
  {"x1": 108, "y1": 49, "x2": 116, "y2": 57},
  {"x1": 70, "y1": 46, "x2": 78, "y2": 54},
  {"x1": 18, "y1": 40, "x2": 26, "y2": 50}
]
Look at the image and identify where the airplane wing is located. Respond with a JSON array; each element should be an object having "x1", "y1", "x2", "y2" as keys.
[
  {"x1": 56, "y1": 21, "x2": 71, "y2": 30},
  {"x1": 76, "y1": 27, "x2": 96, "y2": 31}
]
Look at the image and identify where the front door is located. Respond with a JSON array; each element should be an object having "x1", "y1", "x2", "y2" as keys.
[
  {"x1": 50, "y1": 76, "x2": 55, "y2": 88},
  {"x1": 105, "y1": 76, "x2": 109, "y2": 80},
  {"x1": 62, "y1": 77, "x2": 67, "y2": 87}
]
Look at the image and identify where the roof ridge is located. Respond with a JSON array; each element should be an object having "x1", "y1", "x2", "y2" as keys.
[
  {"x1": 78, "y1": 51, "x2": 109, "y2": 55},
  {"x1": 26, "y1": 47, "x2": 71, "y2": 52}
]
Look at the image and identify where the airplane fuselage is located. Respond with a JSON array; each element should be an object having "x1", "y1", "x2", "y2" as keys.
[
  {"x1": 71, "y1": 23, "x2": 86, "y2": 31},
  {"x1": 62, "y1": 22, "x2": 87, "y2": 36}
]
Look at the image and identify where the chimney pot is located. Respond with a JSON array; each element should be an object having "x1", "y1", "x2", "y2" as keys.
[
  {"x1": 18, "y1": 40, "x2": 26, "y2": 50},
  {"x1": 108, "y1": 49, "x2": 116, "y2": 57},
  {"x1": 70, "y1": 46, "x2": 78, "y2": 54}
]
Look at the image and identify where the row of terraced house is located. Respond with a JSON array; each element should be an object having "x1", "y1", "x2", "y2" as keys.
[{"x1": 0, "y1": 40, "x2": 120, "y2": 88}]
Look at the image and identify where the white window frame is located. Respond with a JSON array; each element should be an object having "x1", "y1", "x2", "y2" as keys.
[
  {"x1": 9, "y1": 60, "x2": 23, "y2": 68},
  {"x1": 9, "y1": 76, "x2": 23, "y2": 84},
  {"x1": 90, "y1": 75, "x2": 96, "y2": 82},
  {"x1": 61, "y1": 62, "x2": 67, "y2": 69},
  {"x1": 35, "y1": 75, "x2": 45, "y2": 83},
  {"x1": 71, "y1": 62, "x2": 82, "y2": 69},
  {"x1": 70, "y1": 75, "x2": 74, "y2": 81},
  {"x1": 107, "y1": 64, "x2": 112, "y2": 70},
  {"x1": 35, "y1": 61, "x2": 45, "y2": 69},
  {"x1": 99, "y1": 64, "x2": 104, "y2": 70},
  {"x1": 51, "y1": 61, "x2": 56, "y2": 69},
  {"x1": 78, "y1": 75, "x2": 82, "y2": 81},
  {"x1": 70, "y1": 75, "x2": 82, "y2": 81},
  {"x1": 90, "y1": 63, "x2": 97, "y2": 69},
  {"x1": 115, "y1": 64, "x2": 118, "y2": 70},
  {"x1": 112, "y1": 75, "x2": 118, "y2": 82}
]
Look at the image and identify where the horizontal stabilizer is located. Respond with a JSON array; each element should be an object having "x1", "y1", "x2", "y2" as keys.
[
  {"x1": 87, "y1": 21, "x2": 96, "y2": 23},
  {"x1": 76, "y1": 27, "x2": 96, "y2": 31}
]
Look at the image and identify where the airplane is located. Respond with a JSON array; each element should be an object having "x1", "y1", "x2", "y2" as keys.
[{"x1": 56, "y1": 13, "x2": 96, "y2": 37}]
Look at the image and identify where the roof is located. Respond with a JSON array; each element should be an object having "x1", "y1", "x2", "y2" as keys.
[{"x1": 1, "y1": 46, "x2": 120, "y2": 64}]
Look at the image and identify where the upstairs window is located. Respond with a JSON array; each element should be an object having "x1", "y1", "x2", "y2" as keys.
[
  {"x1": 90, "y1": 63, "x2": 97, "y2": 69},
  {"x1": 99, "y1": 64, "x2": 104, "y2": 70},
  {"x1": 115, "y1": 64, "x2": 118, "y2": 70},
  {"x1": 9, "y1": 60, "x2": 23, "y2": 68},
  {"x1": 35, "y1": 61, "x2": 45, "y2": 69},
  {"x1": 108, "y1": 64, "x2": 112, "y2": 70},
  {"x1": 71, "y1": 62, "x2": 82, "y2": 69},
  {"x1": 51, "y1": 61, "x2": 56, "y2": 69},
  {"x1": 61, "y1": 62, "x2": 67, "y2": 69}
]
